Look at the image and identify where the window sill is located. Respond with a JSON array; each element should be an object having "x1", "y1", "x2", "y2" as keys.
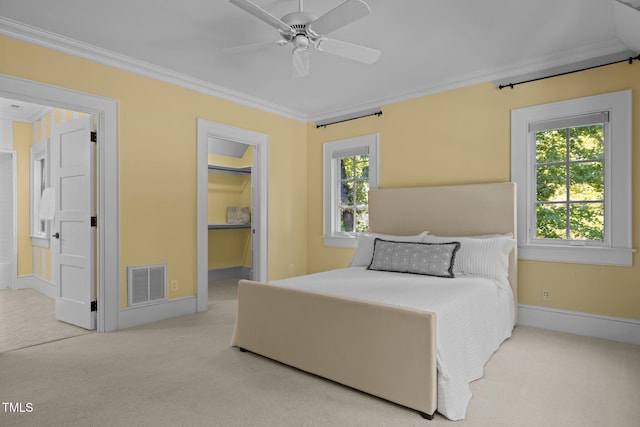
[
  {"x1": 324, "y1": 234, "x2": 357, "y2": 248},
  {"x1": 518, "y1": 244, "x2": 635, "y2": 266},
  {"x1": 31, "y1": 236, "x2": 50, "y2": 249}
]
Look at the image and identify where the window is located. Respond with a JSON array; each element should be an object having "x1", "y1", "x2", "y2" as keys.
[
  {"x1": 323, "y1": 134, "x2": 379, "y2": 248},
  {"x1": 30, "y1": 138, "x2": 49, "y2": 247},
  {"x1": 511, "y1": 90, "x2": 634, "y2": 266},
  {"x1": 36, "y1": 157, "x2": 46, "y2": 234}
]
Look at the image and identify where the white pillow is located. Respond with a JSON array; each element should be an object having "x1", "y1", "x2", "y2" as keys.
[
  {"x1": 350, "y1": 231, "x2": 428, "y2": 267},
  {"x1": 422, "y1": 234, "x2": 516, "y2": 282}
]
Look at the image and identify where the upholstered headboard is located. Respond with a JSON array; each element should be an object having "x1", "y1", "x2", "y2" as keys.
[{"x1": 368, "y1": 182, "x2": 517, "y2": 319}]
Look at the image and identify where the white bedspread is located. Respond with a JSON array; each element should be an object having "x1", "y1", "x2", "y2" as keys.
[{"x1": 271, "y1": 267, "x2": 514, "y2": 420}]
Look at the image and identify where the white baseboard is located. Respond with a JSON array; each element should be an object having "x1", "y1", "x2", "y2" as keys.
[
  {"x1": 518, "y1": 304, "x2": 640, "y2": 346},
  {"x1": 0, "y1": 262, "x2": 16, "y2": 289},
  {"x1": 208, "y1": 266, "x2": 251, "y2": 281},
  {"x1": 118, "y1": 296, "x2": 197, "y2": 330},
  {"x1": 17, "y1": 275, "x2": 57, "y2": 299}
]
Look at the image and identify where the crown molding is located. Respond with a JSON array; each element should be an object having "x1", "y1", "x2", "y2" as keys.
[
  {"x1": 0, "y1": 17, "x2": 307, "y2": 122},
  {"x1": 308, "y1": 38, "x2": 631, "y2": 123},
  {"x1": 2, "y1": 17, "x2": 632, "y2": 126}
]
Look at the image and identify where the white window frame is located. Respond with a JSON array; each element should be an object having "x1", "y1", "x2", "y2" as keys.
[
  {"x1": 30, "y1": 138, "x2": 50, "y2": 248},
  {"x1": 323, "y1": 134, "x2": 379, "y2": 248},
  {"x1": 511, "y1": 90, "x2": 634, "y2": 266}
]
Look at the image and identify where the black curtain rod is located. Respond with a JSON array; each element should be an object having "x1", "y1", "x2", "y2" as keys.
[
  {"x1": 316, "y1": 110, "x2": 382, "y2": 128},
  {"x1": 499, "y1": 54, "x2": 640, "y2": 90}
]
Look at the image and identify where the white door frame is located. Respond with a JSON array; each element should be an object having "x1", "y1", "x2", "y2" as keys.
[
  {"x1": 0, "y1": 149, "x2": 17, "y2": 290},
  {"x1": 197, "y1": 119, "x2": 268, "y2": 312},
  {"x1": 0, "y1": 74, "x2": 120, "y2": 332}
]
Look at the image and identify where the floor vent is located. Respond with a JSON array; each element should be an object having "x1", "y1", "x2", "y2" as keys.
[{"x1": 127, "y1": 264, "x2": 167, "y2": 306}]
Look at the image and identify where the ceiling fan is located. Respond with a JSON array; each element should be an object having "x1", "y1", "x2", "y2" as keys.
[{"x1": 229, "y1": 0, "x2": 381, "y2": 78}]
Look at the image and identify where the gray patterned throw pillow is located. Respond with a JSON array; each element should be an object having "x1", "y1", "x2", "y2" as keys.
[{"x1": 367, "y1": 239, "x2": 460, "y2": 278}]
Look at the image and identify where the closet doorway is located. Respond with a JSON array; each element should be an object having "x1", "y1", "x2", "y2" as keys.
[
  {"x1": 197, "y1": 119, "x2": 268, "y2": 312},
  {"x1": 207, "y1": 140, "x2": 255, "y2": 281}
]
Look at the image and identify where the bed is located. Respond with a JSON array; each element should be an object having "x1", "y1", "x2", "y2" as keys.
[{"x1": 231, "y1": 182, "x2": 517, "y2": 420}]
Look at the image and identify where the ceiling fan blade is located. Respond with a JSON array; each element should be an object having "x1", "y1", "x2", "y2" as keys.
[
  {"x1": 292, "y1": 48, "x2": 310, "y2": 78},
  {"x1": 308, "y1": 0, "x2": 371, "y2": 36},
  {"x1": 229, "y1": 0, "x2": 294, "y2": 35},
  {"x1": 315, "y1": 38, "x2": 380, "y2": 64}
]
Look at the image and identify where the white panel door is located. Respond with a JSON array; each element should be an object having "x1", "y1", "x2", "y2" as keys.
[{"x1": 51, "y1": 115, "x2": 96, "y2": 330}]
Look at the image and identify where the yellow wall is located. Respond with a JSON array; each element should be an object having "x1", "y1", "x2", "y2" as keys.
[
  {"x1": 1, "y1": 36, "x2": 308, "y2": 307},
  {"x1": 306, "y1": 62, "x2": 640, "y2": 321},
  {"x1": 14, "y1": 122, "x2": 32, "y2": 276},
  {"x1": 4, "y1": 34, "x2": 638, "y2": 321}
]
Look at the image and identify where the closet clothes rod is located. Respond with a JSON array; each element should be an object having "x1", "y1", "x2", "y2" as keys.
[{"x1": 499, "y1": 54, "x2": 640, "y2": 90}]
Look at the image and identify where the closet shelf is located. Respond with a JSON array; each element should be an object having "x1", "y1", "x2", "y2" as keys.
[
  {"x1": 208, "y1": 164, "x2": 251, "y2": 175},
  {"x1": 208, "y1": 223, "x2": 251, "y2": 230}
]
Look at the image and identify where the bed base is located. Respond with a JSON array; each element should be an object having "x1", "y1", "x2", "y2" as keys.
[
  {"x1": 233, "y1": 279, "x2": 438, "y2": 418},
  {"x1": 420, "y1": 411, "x2": 435, "y2": 420},
  {"x1": 238, "y1": 345, "x2": 436, "y2": 420}
]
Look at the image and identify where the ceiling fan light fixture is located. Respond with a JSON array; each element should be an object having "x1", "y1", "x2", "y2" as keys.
[
  {"x1": 292, "y1": 34, "x2": 310, "y2": 49},
  {"x1": 229, "y1": 0, "x2": 380, "y2": 78},
  {"x1": 292, "y1": 47, "x2": 310, "y2": 78}
]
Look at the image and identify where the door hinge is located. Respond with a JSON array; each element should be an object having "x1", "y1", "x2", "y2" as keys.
[
  {"x1": 91, "y1": 216, "x2": 97, "y2": 227},
  {"x1": 91, "y1": 300, "x2": 97, "y2": 312},
  {"x1": 91, "y1": 131, "x2": 97, "y2": 143}
]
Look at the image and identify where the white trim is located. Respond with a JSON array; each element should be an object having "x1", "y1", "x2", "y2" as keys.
[
  {"x1": 518, "y1": 245, "x2": 634, "y2": 266},
  {"x1": 511, "y1": 90, "x2": 634, "y2": 266},
  {"x1": 324, "y1": 235, "x2": 359, "y2": 249},
  {"x1": 1, "y1": 16, "x2": 629, "y2": 124},
  {"x1": 197, "y1": 119, "x2": 269, "y2": 312},
  {"x1": 308, "y1": 38, "x2": 629, "y2": 122},
  {"x1": 0, "y1": 17, "x2": 305, "y2": 123},
  {"x1": 323, "y1": 134, "x2": 379, "y2": 248},
  {"x1": 30, "y1": 137, "x2": 49, "y2": 241},
  {"x1": 0, "y1": 149, "x2": 17, "y2": 290},
  {"x1": 518, "y1": 304, "x2": 640, "y2": 346},
  {"x1": 0, "y1": 74, "x2": 120, "y2": 332},
  {"x1": 0, "y1": 118, "x2": 13, "y2": 150},
  {"x1": 118, "y1": 297, "x2": 197, "y2": 330},
  {"x1": 614, "y1": 1, "x2": 640, "y2": 52},
  {"x1": 17, "y1": 274, "x2": 56, "y2": 299},
  {"x1": 30, "y1": 236, "x2": 50, "y2": 249}
]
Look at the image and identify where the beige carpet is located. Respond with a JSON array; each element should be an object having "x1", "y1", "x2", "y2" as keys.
[
  {"x1": 0, "y1": 288, "x2": 92, "y2": 352},
  {"x1": 0, "y1": 279, "x2": 638, "y2": 426}
]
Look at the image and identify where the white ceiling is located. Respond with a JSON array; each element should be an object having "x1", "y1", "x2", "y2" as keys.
[
  {"x1": 0, "y1": 97, "x2": 52, "y2": 122},
  {"x1": 0, "y1": 0, "x2": 638, "y2": 122}
]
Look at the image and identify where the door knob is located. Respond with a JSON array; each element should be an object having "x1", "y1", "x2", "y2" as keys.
[{"x1": 52, "y1": 232, "x2": 60, "y2": 239}]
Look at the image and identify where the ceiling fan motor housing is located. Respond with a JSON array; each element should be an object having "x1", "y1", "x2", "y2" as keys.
[
  {"x1": 280, "y1": 12, "x2": 319, "y2": 47},
  {"x1": 228, "y1": 0, "x2": 380, "y2": 76}
]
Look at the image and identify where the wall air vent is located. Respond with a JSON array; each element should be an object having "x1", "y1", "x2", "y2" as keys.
[{"x1": 127, "y1": 264, "x2": 167, "y2": 306}]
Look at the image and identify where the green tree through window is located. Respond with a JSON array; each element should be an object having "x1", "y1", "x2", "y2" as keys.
[
  {"x1": 535, "y1": 125, "x2": 604, "y2": 241},
  {"x1": 339, "y1": 154, "x2": 369, "y2": 233}
]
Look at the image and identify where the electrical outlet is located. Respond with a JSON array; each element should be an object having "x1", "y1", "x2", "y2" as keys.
[
  {"x1": 542, "y1": 289, "x2": 551, "y2": 301},
  {"x1": 171, "y1": 280, "x2": 178, "y2": 291},
  {"x1": 289, "y1": 264, "x2": 295, "y2": 273}
]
